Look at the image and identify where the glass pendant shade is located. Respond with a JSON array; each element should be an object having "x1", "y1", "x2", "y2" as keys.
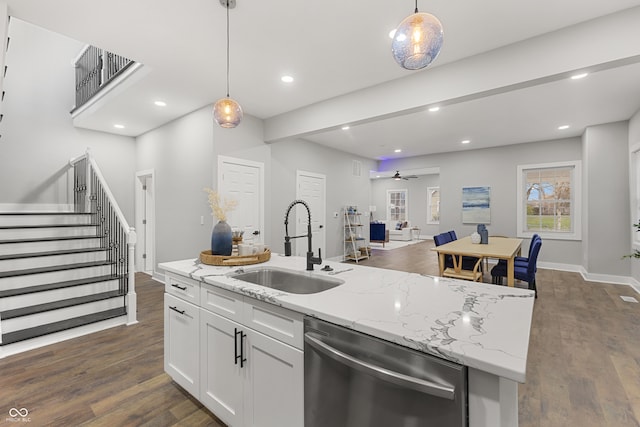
[
  {"x1": 213, "y1": 96, "x2": 243, "y2": 128},
  {"x1": 392, "y1": 12, "x2": 443, "y2": 70}
]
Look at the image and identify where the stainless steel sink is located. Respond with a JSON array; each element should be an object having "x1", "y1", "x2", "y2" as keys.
[{"x1": 229, "y1": 267, "x2": 344, "y2": 294}]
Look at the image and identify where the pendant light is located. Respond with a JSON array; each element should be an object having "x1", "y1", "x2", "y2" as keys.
[
  {"x1": 391, "y1": 0, "x2": 443, "y2": 71},
  {"x1": 213, "y1": 0, "x2": 243, "y2": 128}
]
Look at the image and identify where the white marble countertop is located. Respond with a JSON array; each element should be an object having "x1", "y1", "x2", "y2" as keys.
[{"x1": 159, "y1": 254, "x2": 535, "y2": 383}]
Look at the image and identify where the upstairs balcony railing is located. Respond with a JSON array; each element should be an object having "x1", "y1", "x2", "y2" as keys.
[{"x1": 72, "y1": 46, "x2": 134, "y2": 112}]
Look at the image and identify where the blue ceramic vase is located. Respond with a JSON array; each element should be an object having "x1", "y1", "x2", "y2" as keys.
[{"x1": 211, "y1": 220, "x2": 232, "y2": 255}]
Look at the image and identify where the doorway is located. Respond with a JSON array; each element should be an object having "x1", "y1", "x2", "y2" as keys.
[
  {"x1": 135, "y1": 169, "x2": 155, "y2": 274},
  {"x1": 217, "y1": 156, "x2": 265, "y2": 244},
  {"x1": 295, "y1": 170, "x2": 326, "y2": 258}
]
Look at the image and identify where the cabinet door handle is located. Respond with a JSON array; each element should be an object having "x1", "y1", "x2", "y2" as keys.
[
  {"x1": 171, "y1": 284, "x2": 187, "y2": 291},
  {"x1": 234, "y1": 328, "x2": 241, "y2": 366},
  {"x1": 169, "y1": 306, "x2": 185, "y2": 315},
  {"x1": 234, "y1": 328, "x2": 247, "y2": 368}
]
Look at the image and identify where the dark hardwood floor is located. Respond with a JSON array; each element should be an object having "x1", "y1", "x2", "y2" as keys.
[{"x1": 1, "y1": 240, "x2": 638, "y2": 426}]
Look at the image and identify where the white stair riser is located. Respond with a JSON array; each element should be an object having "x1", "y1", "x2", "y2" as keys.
[
  {"x1": 0, "y1": 214, "x2": 93, "y2": 227},
  {"x1": 0, "y1": 266, "x2": 114, "y2": 290},
  {"x1": 0, "y1": 280, "x2": 121, "y2": 311},
  {"x1": 1, "y1": 297, "x2": 124, "y2": 333},
  {"x1": 0, "y1": 238, "x2": 102, "y2": 256},
  {"x1": 0, "y1": 251, "x2": 108, "y2": 273},
  {"x1": 0, "y1": 226, "x2": 98, "y2": 240}
]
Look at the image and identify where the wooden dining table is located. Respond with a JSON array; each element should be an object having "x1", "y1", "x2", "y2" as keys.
[{"x1": 431, "y1": 236, "x2": 524, "y2": 286}]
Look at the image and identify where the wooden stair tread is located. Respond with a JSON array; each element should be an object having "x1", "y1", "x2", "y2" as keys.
[
  {"x1": 0, "y1": 274, "x2": 122, "y2": 298},
  {"x1": 0, "y1": 307, "x2": 127, "y2": 345},
  {"x1": 1, "y1": 290, "x2": 124, "y2": 320},
  {"x1": 0, "y1": 261, "x2": 114, "y2": 279},
  {"x1": 0, "y1": 247, "x2": 106, "y2": 261}
]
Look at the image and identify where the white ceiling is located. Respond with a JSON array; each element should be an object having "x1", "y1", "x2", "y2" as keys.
[{"x1": 4, "y1": 0, "x2": 640, "y2": 162}]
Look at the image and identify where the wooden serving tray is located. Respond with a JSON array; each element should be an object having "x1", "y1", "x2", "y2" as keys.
[{"x1": 200, "y1": 249, "x2": 271, "y2": 266}]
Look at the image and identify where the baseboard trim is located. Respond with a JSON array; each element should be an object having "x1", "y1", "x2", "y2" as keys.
[{"x1": 0, "y1": 315, "x2": 127, "y2": 359}]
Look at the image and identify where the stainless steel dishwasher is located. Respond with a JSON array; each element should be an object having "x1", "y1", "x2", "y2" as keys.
[{"x1": 304, "y1": 317, "x2": 468, "y2": 427}]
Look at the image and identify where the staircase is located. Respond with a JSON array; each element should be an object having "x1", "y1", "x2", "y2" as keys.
[
  {"x1": 0, "y1": 212, "x2": 127, "y2": 346},
  {"x1": 0, "y1": 152, "x2": 137, "y2": 356}
]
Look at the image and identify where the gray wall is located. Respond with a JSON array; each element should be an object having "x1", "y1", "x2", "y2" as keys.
[
  {"x1": 0, "y1": 19, "x2": 136, "y2": 221},
  {"x1": 270, "y1": 138, "x2": 376, "y2": 259},
  {"x1": 211, "y1": 114, "x2": 272, "y2": 248},
  {"x1": 628, "y1": 109, "x2": 640, "y2": 282},
  {"x1": 583, "y1": 122, "x2": 630, "y2": 276},
  {"x1": 136, "y1": 111, "x2": 375, "y2": 266},
  {"x1": 377, "y1": 138, "x2": 585, "y2": 267},
  {"x1": 136, "y1": 105, "x2": 214, "y2": 267},
  {"x1": 370, "y1": 174, "x2": 440, "y2": 237}
]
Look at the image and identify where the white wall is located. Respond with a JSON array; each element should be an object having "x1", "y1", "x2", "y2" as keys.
[{"x1": 0, "y1": 19, "x2": 136, "y2": 220}]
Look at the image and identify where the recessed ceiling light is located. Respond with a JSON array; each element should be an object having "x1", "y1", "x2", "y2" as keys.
[
  {"x1": 461, "y1": 139, "x2": 470, "y2": 144},
  {"x1": 428, "y1": 106, "x2": 440, "y2": 112},
  {"x1": 341, "y1": 126, "x2": 350, "y2": 130},
  {"x1": 570, "y1": 72, "x2": 588, "y2": 80},
  {"x1": 154, "y1": 101, "x2": 167, "y2": 107},
  {"x1": 394, "y1": 149, "x2": 402, "y2": 153},
  {"x1": 558, "y1": 125, "x2": 570, "y2": 130},
  {"x1": 388, "y1": 29, "x2": 396, "y2": 39},
  {"x1": 114, "y1": 124, "x2": 125, "y2": 129},
  {"x1": 281, "y1": 75, "x2": 294, "y2": 83}
]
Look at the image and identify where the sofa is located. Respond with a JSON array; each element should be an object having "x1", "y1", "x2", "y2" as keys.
[{"x1": 383, "y1": 220, "x2": 412, "y2": 241}]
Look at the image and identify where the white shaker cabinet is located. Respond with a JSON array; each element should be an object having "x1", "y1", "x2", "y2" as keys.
[
  {"x1": 164, "y1": 293, "x2": 200, "y2": 398},
  {"x1": 199, "y1": 284, "x2": 304, "y2": 427}
]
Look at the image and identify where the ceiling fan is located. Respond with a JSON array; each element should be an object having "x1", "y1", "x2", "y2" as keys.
[{"x1": 392, "y1": 171, "x2": 418, "y2": 180}]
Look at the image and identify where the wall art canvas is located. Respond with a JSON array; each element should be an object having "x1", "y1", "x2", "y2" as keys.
[{"x1": 462, "y1": 186, "x2": 491, "y2": 223}]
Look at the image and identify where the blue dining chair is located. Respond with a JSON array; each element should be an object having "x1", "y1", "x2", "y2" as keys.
[
  {"x1": 495, "y1": 234, "x2": 540, "y2": 269},
  {"x1": 434, "y1": 232, "x2": 454, "y2": 268},
  {"x1": 490, "y1": 238, "x2": 542, "y2": 297},
  {"x1": 434, "y1": 231, "x2": 482, "y2": 272}
]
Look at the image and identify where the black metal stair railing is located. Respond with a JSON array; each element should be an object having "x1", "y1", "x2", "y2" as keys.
[
  {"x1": 73, "y1": 46, "x2": 134, "y2": 112},
  {"x1": 90, "y1": 167, "x2": 128, "y2": 297},
  {"x1": 70, "y1": 152, "x2": 137, "y2": 324}
]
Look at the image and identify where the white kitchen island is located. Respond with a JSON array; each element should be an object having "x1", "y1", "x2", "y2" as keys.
[{"x1": 160, "y1": 254, "x2": 535, "y2": 427}]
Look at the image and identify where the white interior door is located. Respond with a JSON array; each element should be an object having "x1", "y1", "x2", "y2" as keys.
[
  {"x1": 295, "y1": 170, "x2": 326, "y2": 258},
  {"x1": 135, "y1": 169, "x2": 155, "y2": 274},
  {"x1": 218, "y1": 156, "x2": 264, "y2": 244}
]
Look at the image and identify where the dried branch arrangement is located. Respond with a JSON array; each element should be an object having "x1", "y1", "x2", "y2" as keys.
[{"x1": 204, "y1": 188, "x2": 238, "y2": 222}]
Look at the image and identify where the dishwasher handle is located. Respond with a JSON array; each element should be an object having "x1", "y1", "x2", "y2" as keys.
[{"x1": 304, "y1": 332, "x2": 455, "y2": 400}]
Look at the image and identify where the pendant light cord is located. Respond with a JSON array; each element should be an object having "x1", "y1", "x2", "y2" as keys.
[
  {"x1": 226, "y1": 0, "x2": 230, "y2": 98},
  {"x1": 414, "y1": 0, "x2": 418, "y2": 13}
]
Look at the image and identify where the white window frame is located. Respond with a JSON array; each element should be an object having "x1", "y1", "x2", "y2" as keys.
[
  {"x1": 387, "y1": 189, "x2": 408, "y2": 222},
  {"x1": 516, "y1": 160, "x2": 581, "y2": 241},
  {"x1": 427, "y1": 187, "x2": 440, "y2": 224}
]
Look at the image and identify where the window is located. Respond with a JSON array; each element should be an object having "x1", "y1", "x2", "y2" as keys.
[
  {"x1": 427, "y1": 187, "x2": 440, "y2": 224},
  {"x1": 387, "y1": 189, "x2": 408, "y2": 221},
  {"x1": 517, "y1": 161, "x2": 581, "y2": 240}
]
